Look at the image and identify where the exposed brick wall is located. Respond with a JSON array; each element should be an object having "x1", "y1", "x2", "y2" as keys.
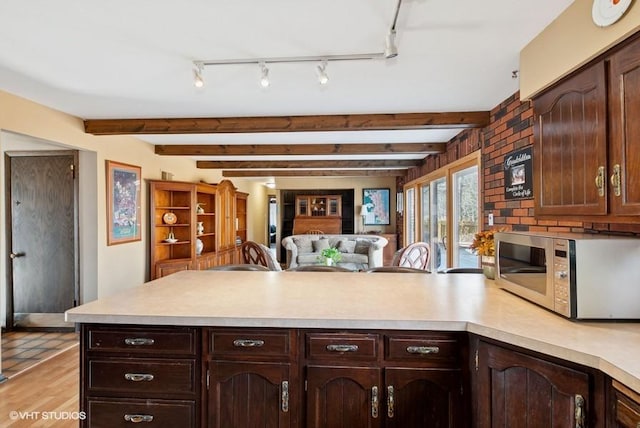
[{"x1": 398, "y1": 91, "x2": 640, "y2": 237}]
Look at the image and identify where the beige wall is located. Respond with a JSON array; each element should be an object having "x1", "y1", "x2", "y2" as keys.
[
  {"x1": 520, "y1": 0, "x2": 640, "y2": 99},
  {"x1": 0, "y1": 90, "x2": 267, "y2": 327}
]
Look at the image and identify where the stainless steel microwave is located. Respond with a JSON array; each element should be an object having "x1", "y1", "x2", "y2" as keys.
[{"x1": 495, "y1": 231, "x2": 640, "y2": 320}]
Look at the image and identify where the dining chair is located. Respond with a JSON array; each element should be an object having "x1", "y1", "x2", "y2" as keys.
[
  {"x1": 286, "y1": 265, "x2": 352, "y2": 272},
  {"x1": 305, "y1": 229, "x2": 324, "y2": 235},
  {"x1": 365, "y1": 266, "x2": 431, "y2": 273},
  {"x1": 438, "y1": 267, "x2": 483, "y2": 274},
  {"x1": 241, "y1": 241, "x2": 270, "y2": 267},
  {"x1": 392, "y1": 242, "x2": 431, "y2": 270},
  {"x1": 208, "y1": 264, "x2": 271, "y2": 271}
]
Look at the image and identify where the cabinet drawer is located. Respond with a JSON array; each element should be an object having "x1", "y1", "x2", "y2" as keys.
[
  {"x1": 306, "y1": 333, "x2": 379, "y2": 361},
  {"x1": 87, "y1": 398, "x2": 195, "y2": 428},
  {"x1": 209, "y1": 328, "x2": 293, "y2": 358},
  {"x1": 614, "y1": 381, "x2": 640, "y2": 428},
  {"x1": 88, "y1": 358, "x2": 196, "y2": 397},
  {"x1": 616, "y1": 394, "x2": 640, "y2": 427},
  {"x1": 385, "y1": 334, "x2": 460, "y2": 365},
  {"x1": 88, "y1": 327, "x2": 197, "y2": 355}
]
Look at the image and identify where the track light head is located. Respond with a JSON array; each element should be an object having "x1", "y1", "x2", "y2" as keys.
[
  {"x1": 193, "y1": 63, "x2": 205, "y2": 88},
  {"x1": 384, "y1": 30, "x2": 398, "y2": 59},
  {"x1": 316, "y1": 61, "x2": 329, "y2": 85},
  {"x1": 259, "y1": 62, "x2": 270, "y2": 88}
]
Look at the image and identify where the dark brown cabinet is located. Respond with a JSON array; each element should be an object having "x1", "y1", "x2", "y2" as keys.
[
  {"x1": 475, "y1": 340, "x2": 604, "y2": 428},
  {"x1": 533, "y1": 35, "x2": 640, "y2": 222},
  {"x1": 204, "y1": 328, "x2": 298, "y2": 428},
  {"x1": 81, "y1": 324, "x2": 201, "y2": 428},
  {"x1": 533, "y1": 61, "x2": 607, "y2": 217},
  {"x1": 79, "y1": 324, "x2": 636, "y2": 428},
  {"x1": 303, "y1": 331, "x2": 466, "y2": 428}
]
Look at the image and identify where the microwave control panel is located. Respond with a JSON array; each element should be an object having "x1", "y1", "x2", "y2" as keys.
[{"x1": 552, "y1": 239, "x2": 571, "y2": 317}]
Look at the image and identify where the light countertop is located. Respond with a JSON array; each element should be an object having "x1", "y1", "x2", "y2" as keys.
[{"x1": 65, "y1": 270, "x2": 640, "y2": 394}]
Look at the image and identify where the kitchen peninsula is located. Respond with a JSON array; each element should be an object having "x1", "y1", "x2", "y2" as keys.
[{"x1": 66, "y1": 271, "x2": 640, "y2": 427}]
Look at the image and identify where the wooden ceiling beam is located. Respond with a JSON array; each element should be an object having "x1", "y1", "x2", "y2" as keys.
[
  {"x1": 222, "y1": 169, "x2": 407, "y2": 177},
  {"x1": 197, "y1": 159, "x2": 421, "y2": 169},
  {"x1": 84, "y1": 112, "x2": 490, "y2": 135},
  {"x1": 155, "y1": 142, "x2": 445, "y2": 156}
]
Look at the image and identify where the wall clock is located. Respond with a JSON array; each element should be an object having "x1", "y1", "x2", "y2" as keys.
[{"x1": 592, "y1": 0, "x2": 633, "y2": 27}]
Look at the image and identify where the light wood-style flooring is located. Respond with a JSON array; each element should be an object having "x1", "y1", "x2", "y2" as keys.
[{"x1": 0, "y1": 345, "x2": 79, "y2": 427}]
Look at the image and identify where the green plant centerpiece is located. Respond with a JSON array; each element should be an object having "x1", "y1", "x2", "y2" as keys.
[{"x1": 319, "y1": 247, "x2": 342, "y2": 266}]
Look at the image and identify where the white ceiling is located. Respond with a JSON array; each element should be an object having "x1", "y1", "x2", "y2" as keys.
[{"x1": 0, "y1": 0, "x2": 574, "y2": 170}]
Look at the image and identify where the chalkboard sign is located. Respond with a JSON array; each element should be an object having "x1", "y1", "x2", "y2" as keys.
[{"x1": 504, "y1": 147, "x2": 533, "y2": 200}]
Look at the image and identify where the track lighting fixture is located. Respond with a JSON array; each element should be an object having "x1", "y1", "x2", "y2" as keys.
[
  {"x1": 193, "y1": 63, "x2": 204, "y2": 88},
  {"x1": 384, "y1": 30, "x2": 398, "y2": 59},
  {"x1": 192, "y1": 0, "x2": 403, "y2": 88},
  {"x1": 259, "y1": 62, "x2": 270, "y2": 88},
  {"x1": 316, "y1": 61, "x2": 329, "y2": 85}
]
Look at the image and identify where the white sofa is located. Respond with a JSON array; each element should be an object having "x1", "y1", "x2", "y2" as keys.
[{"x1": 281, "y1": 234, "x2": 388, "y2": 271}]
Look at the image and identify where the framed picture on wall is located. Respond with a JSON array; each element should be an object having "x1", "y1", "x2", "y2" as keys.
[
  {"x1": 362, "y1": 188, "x2": 391, "y2": 225},
  {"x1": 106, "y1": 160, "x2": 142, "y2": 245}
]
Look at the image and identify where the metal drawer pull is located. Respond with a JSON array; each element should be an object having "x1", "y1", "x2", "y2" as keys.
[
  {"x1": 124, "y1": 338, "x2": 155, "y2": 346},
  {"x1": 233, "y1": 339, "x2": 265, "y2": 347},
  {"x1": 371, "y1": 386, "x2": 379, "y2": 418},
  {"x1": 575, "y1": 394, "x2": 585, "y2": 428},
  {"x1": 611, "y1": 164, "x2": 622, "y2": 197},
  {"x1": 281, "y1": 380, "x2": 289, "y2": 413},
  {"x1": 406, "y1": 345, "x2": 440, "y2": 355},
  {"x1": 326, "y1": 344, "x2": 359, "y2": 352},
  {"x1": 124, "y1": 414, "x2": 154, "y2": 423},
  {"x1": 124, "y1": 373, "x2": 154, "y2": 382},
  {"x1": 387, "y1": 385, "x2": 395, "y2": 418},
  {"x1": 595, "y1": 166, "x2": 605, "y2": 197}
]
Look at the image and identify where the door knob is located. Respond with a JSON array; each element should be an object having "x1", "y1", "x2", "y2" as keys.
[{"x1": 9, "y1": 252, "x2": 25, "y2": 260}]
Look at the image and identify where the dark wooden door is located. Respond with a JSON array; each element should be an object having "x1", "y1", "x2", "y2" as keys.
[
  {"x1": 476, "y1": 341, "x2": 591, "y2": 428},
  {"x1": 306, "y1": 365, "x2": 381, "y2": 428},
  {"x1": 533, "y1": 61, "x2": 608, "y2": 216},
  {"x1": 208, "y1": 361, "x2": 292, "y2": 428},
  {"x1": 608, "y1": 38, "x2": 640, "y2": 216},
  {"x1": 385, "y1": 368, "x2": 463, "y2": 428},
  {"x1": 8, "y1": 152, "x2": 77, "y2": 328}
]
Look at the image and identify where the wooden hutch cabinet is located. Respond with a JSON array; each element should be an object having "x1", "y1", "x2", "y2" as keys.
[
  {"x1": 149, "y1": 179, "x2": 248, "y2": 279},
  {"x1": 533, "y1": 34, "x2": 640, "y2": 222},
  {"x1": 292, "y1": 195, "x2": 342, "y2": 234}
]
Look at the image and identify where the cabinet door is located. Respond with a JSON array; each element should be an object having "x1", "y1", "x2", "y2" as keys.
[
  {"x1": 306, "y1": 366, "x2": 382, "y2": 428},
  {"x1": 385, "y1": 368, "x2": 463, "y2": 428},
  {"x1": 476, "y1": 341, "x2": 590, "y2": 428},
  {"x1": 608, "y1": 40, "x2": 640, "y2": 216},
  {"x1": 533, "y1": 61, "x2": 607, "y2": 216},
  {"x1": 208, "y1": 361, "x2": 292, "y2": 428}
]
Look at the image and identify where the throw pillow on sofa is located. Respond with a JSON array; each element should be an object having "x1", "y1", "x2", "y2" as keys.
[
  {"x1": 337, "y1": 240, "x2": 356, "y2": 253},
  {"x1": 355, "y1": 239, "x2": 372, "y2": 254},
  {"x1": 293, "y1": 236, "x2": 313, "y2": 254},
  {"x1": 312, "y1": 238, "x2": 330, "y2": 252}
]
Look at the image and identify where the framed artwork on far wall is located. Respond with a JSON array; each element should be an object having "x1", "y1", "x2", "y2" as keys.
[
  {"x1": 362, "y1": 188, "x2": 391, "y2": 225},
  {"x1": 106, "y1": 160, "x2": 142, "y2": 245}
]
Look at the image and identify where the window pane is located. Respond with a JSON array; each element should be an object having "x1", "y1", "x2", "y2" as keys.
[
  {"x1": 431, "y1": 178, "x2": 447, "y2": 271},
  {"x1": 420, "y1": 184, "x2": 430, "y2": 243},
  {"x1": 405, "y1": 188, "x2": 415, "y2": 244},
  {"x1": 453, "y1": 165, "x2": 479, "y2": 268}
]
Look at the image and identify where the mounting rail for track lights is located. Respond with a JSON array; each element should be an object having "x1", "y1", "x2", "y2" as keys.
[{"x1": 192, "y1": 0, "x2": 403, "y2": 88}]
